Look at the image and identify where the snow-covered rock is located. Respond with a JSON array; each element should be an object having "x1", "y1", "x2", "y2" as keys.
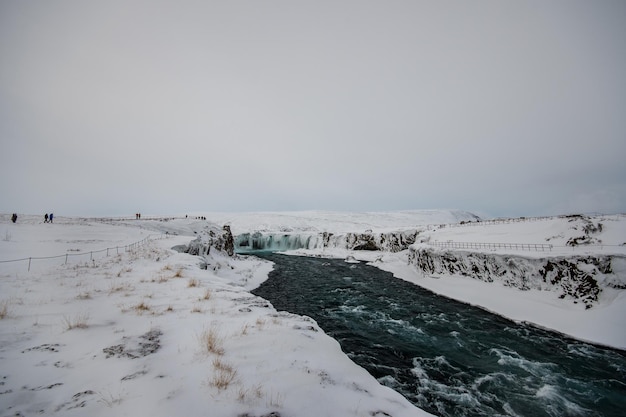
[
  {"x1": 179, "y1": 224, "x2": 235, "y2": 258},
  {"x1": 408, "y1": 247, "x2": 622, "y2": 308}
]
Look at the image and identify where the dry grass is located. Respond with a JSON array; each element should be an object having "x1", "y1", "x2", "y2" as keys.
[
  {"x1": 134, "y1": 301, "x2": 151, "y2": 313},
  {"x1": 211, "y1": 358, "x2": 237, "y2": 390},
  {"x1": 173, "y1": 268, "x2": 184, "y2": 278},
  {"x1": 199, "y1": 326, "x2": 225, "y2": 356},
  {"x1": 76, "y1": 292, "x2": 92, "y2": 300},
  {"x1": 237, "y1": 384, "x2": 264, "y2": 403},
  {"x1": 0, "y1": 301, "x2": 8, "y2": 319},
  {"x1": 202, "y1": 289, "x2": 212, "y2": 300},
  {"x1": 266, "y1": 390, "x2": 284, "y2": 408},
  {"x1": 97, "y1": 388, "x2": 124, "y2": 407},
  {"x1": 108, "y1": 281, "x2": 134, "y2": 295},
  {"x1": 191, "y1": 305, "x2": 203, "y2": 313},
  {"x1": 63, "y1": 313, "x2": 89, "y2": 330},
  {"x1": 116, "y1": 267, "x2": 133, "y2": 277},
  {"x1": 187, "y1": 278, "x2": 199, "y2": 288}
]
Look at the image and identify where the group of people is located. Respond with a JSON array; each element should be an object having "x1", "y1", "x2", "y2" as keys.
[
  {"x1": 135, "y1": 213, "x2": 142, "y2": 219},
  {"x1": 7, "y1": 213, "x2": 54, "y2": 223}
]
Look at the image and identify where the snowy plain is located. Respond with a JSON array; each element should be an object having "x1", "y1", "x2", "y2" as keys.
[{"x1": 1, "y1": 210, "x2": 625, "y2": 416}]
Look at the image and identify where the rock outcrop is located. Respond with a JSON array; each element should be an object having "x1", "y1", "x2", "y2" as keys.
[
  {"x1": 184, "y1": 224, "x2": 235, "y2": 257},
  {"x1": 408, "y1": 247, "x2": 624, "y2": 308}
]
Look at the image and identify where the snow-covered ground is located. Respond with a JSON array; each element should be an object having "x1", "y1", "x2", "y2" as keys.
[
  {"x1": 191, "y1": 209, "x2": 481, "y2": 234},
  {"x1": 0, "y1": 214, "x2": 432, "y2": 417},
  {"x1": 1, "y1": 210, "x2": 625, "y2": 416}
]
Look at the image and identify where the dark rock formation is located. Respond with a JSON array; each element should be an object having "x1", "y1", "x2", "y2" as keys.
[
  {"x1": 408, "y1": 247, "x2": 621, "y2": 308},
  {"x1": 183, "y1": 224, "x2": 236, "y2": 257}
]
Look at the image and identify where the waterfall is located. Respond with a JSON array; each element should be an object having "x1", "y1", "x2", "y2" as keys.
[
  {"x1": 234, "y1": 230, "x2": 418, "y2": 253},
  {"x1": 234, "y1": 232, "x2": 322, "y2": 252}
]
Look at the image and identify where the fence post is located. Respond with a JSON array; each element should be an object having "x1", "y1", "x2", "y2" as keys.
[
  {"x1": 65, "y1": 254, "x2": 68, "y2": 264},
  {"x1": 28, "y1": 257, "x2": 31, "y2": 272}
]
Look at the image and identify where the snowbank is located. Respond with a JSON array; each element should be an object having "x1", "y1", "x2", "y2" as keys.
[{"x1": 0, "y1": 215, "x2": 432, "y2": 417}]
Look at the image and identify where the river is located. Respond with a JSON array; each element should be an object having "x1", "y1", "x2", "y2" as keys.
[{"x1": 250, "y1": 252, "x2": 626, "y2": 417}]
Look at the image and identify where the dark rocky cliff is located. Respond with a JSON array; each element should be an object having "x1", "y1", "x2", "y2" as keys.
[{"x1": 408, "y1": 247, "x2": 624, "y2": 308}]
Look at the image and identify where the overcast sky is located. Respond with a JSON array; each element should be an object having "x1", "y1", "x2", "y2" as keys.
[{"x1": 1, "y1": 1, "x2": 625, "y2": 218}]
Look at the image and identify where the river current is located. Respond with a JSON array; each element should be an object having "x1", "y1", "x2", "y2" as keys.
[{"x1": 250, "y1": 252, "x2": 626, "y2": 417}]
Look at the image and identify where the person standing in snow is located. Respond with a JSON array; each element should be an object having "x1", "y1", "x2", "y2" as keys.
[
  {"x1": 44, "y1": 213, "x2": 49, "y2": 223},
  {"x1": 11, "y1": 213, "x2": 17, "y2": 223},
  {"x1": 49, "y1": 213, "x2": 53, "y2": 223}
]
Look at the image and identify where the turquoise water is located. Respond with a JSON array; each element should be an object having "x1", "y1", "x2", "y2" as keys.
[{"x1": 251, "y1": 253, "x2": 626, "y2": 417}]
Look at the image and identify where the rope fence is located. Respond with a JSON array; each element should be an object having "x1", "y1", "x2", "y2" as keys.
[
  {"x1": 430, "y1": 241, "x2": 554, "y2": 251},
  {"x1": 0, "y1": 234, "x2": 167, "y2": 272},
  {"x1": 430, "y1": 215, "x2": 554, "y2": 230}
]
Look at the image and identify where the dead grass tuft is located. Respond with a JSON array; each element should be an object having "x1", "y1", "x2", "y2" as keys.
[
  {"x1": 116, "y1": 267, "x2": 133, "y2": 277},
  {"x1": 108, "y1": 281, "x2": 134, "y2": 295},
  {"x1": 134, "y1": 301, "x2": 151, "y2": 313},
  {"x1": 76, "y1": 292, "x2": 92, "y2": 300},
  {"x1": 199, "y1": 326, "x2": 225, "y2": 355},
  {"x1": 187, "y1": 278, "x2": 199, "y2": 288},
  {"x1": 237, "y1": 384, "x2": 264, "y2": 403},
  {"x1": 63, "y1": 313, "x2": 90, "y2": 330},
  {"x1": 211, "y1": 358, "x2": 237, "y2": 390},
  {"x1": 0, "y1": 301, "x2": 9, "y2": 319}
]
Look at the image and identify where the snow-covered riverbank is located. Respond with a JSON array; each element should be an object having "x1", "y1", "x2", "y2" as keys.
[
  {"x1": 0, "y1": 214, "x2": 432, "y2": 417},
  {"x1": 282, "y1": 213, "x2": 626, "y2": 350},
  {"x1": 2, "y1": 210, "x2": 625, "y2": 416},
  {"x1": 282, "y1": 215, "x2": 626, "y2": 349}
]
